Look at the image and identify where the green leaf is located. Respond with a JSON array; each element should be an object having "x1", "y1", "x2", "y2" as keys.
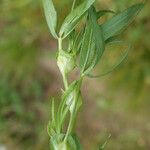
[
  {"x1": 102, "y1": 3, "x2": 144, "y2": 41},
  {"x1": 72, "y1": 29, "x2": 85, "y2": 54},
  {"x1": 60, "y1": 81, "x2": 77, "y2": 115},
  {"x1": 59, "y1": 0, "x2": 95, "y2": 38},
  {"x1": 80, "y1": 6, "x2": 107, "y2": 75},
  {"x1": 84, "y1": 6, "x2": 105, "y2": 74},
  {"x1": 43, "y1": 0, "x2": 58, "y2": 39},
  {"x1": 87, "y1": 40, "x2": 131, "y2": 78},
  {"x1": 57, "y1": 81, "x2": 77, "y2": 129},
  {"x1": 47, "y1": 98, "x2": 56, "y2": 137},
  {"x1": 67, "y1": 136, "x2": 77, "y2": 150},
  {"x1": 79, "y1": 21, "x2": 94, "y2": 73},
  {"x1": 51, "y1": 98, "x2": 56, "y2": 125},
  {"x1": 72, "y1": 134, "x2": 83, "y2": 150},
  {"x1": 66, "y1": 81, "x2": 82, "y2": 115},
  {"x1": 68, "y1": 31, "x2": 76, "y2": 52}
]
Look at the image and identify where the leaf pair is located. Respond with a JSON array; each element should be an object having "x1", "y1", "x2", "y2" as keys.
[
  {"x1": 59, "y1": 0, "x2": 95, "y2": 38},
  {"x1": 80, "y1": 3, "x2": 144, "y2": 76},
  {"x1": 43, "y1": 0, "x2": 95, "y2": 39},
  {"x1": 88, "y1": 3, "x2": 143, "y2": 77},
  {"x1": 43, "y1": 0, "x2": 143, "y2": 41}
]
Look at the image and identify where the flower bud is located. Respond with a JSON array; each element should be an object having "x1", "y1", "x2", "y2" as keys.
[{"x1": 57, "y1": 50, "x2": 75, "y2": 75}]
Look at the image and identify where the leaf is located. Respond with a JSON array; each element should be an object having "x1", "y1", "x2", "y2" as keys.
[
  {"x1": 72, "y1": 29, "x2": 85, "y2": 54},
  {"x1": 87, "y1": 40, "x2": 131, "y2": 78},
  {"x1": 47, "y1": 98, "x2": 56, "y2": 137},
  {"x1": 102, "y1": 3, "x2": 144, "y2": 41},
  {"x1": 79, "y1": 6, "x2": 107, "y2": 74},
  {"x1": 72, "y1": 134, "x2": 83, "y2": 150},
  {"x1": 96, "y1": 10, "x2": 115, "y2": 19},
  {"x1": 51, "y1": 98, "x2": 56, "y2": 124},
  {"x1": 84, "y1": 6, "x2": 105, "y2": 74},
  {"x1": 66, "y1": 81, "x2": 82, "y2": 115},
  {"x1": 81, "y1": 35, "x2": 96, "y2": 73},
  {"x1": 79, "y1": 21, "x2": 94, "y2": 73},
  {"x1": 57, "y1": 81, "x2": 77, "y2": 129},
  {"x1": 105, "y1": 35, "x2": 119, "y2": 44},
  {"x1": 59, "y1": 0, "x2": 95, "y2": 38},
  {"x1": 60, "y1": 81, "x2": 77, "y2": 115},
  {"x1": 68, "y1": 31, "x2": 76, "y2": 52},
  {"x1": 67, "y1": 136, "x2": 77, "y2": 150},
  {"x1": 68, "y1": 92, "x2": 82, "y2": 115},
  {"x1": 43, "y1": 0, "x2": 58, "y2": 38}
]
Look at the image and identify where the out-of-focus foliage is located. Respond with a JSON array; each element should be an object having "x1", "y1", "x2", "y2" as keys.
[
  {"x1": 0, "y1": 0, "x2": 149, "y2": 150},
  {"x1": 0, "y1": 0, "x2": 51, "y2": 149}
]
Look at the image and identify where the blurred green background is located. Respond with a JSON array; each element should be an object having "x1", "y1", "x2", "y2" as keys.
[{"x1": 0, "y1": 0, "x2": 150, "y2": 150}]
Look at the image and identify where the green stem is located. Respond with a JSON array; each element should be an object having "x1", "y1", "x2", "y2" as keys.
[
  {"x1": 58, "y1": 38, "x2": 62, "y2": 50},
  {"x1": 62, "y1": 73, "x2": 69, "y2": 90}
]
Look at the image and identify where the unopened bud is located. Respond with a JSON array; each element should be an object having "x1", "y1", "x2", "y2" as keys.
[{"x1": 57, "y1": 50, "x2": 75, "y2": 75}]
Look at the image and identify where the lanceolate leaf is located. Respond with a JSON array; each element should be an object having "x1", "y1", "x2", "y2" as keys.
[
  {"x1": 87, "y1": 40, "x2": 131, "y2": 78},
  {"x1": 88, "y1": 6, "x2": 105, "y2": 68},
  {"x1": 83, "y1": 35, "x2": 96, "y2": 73},
  {"x1": 79, "y1": 21, "x2": 93, "y2": 73},
  {"x1": 102, "y1": 3, "x2": 144, "y2": 41},
  {"x1": 58, "y1": 81, "x2": 77, "y2": 125},
  {"x1": 43, "y1": 0, "x2": 58, "y2": 39},
  {"x1": 47, "y1": 98, "x2": 56, "y2": 137},
  {"x1": 59, "y1": 0, "x2": 95, "y2": 38}
]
